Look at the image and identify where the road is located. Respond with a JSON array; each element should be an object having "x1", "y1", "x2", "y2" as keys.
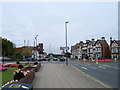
[{"x1": 68, "y1": 60, "x2": 119, "y2": 88}]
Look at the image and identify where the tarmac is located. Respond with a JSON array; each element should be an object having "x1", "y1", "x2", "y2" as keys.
[{"x1": 32, "y1": 62, "x2": 107, "y2": 88}]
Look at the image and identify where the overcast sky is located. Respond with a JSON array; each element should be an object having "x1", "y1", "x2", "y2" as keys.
[{"x1": 0, "y1": 2, "x2": 118, "y2": 53}]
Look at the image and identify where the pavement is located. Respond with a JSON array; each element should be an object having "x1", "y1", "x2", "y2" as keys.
[{"x1": 32, "y1": 62, "x2": 110, "y2": 88}]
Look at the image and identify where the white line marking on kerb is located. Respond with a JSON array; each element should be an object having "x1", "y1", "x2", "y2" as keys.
[{"x1": 71, "y1": 65, "x2": 112, "y2": 88}]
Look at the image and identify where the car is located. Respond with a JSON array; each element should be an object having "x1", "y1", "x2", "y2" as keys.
[
  {"x1": 0, "y1": 57, "x2": 11, "y2": 61},
  {"x1": 60, "y1": 58, "x2": 66, "y2": 61},
  {"x1": 53, "y1": 58, "x2": 58, "y2": 61},
  {"x1": 42, "y1": 58, "x2": 48, "y2": 61}
]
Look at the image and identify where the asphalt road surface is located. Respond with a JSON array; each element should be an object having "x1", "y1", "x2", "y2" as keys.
[{"x1": 68, "y1": 60, "x2": 119, "y2": 88}]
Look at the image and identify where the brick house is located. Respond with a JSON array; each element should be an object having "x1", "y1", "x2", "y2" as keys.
[
  {"x1": 94, "y1": 37, "x2": 110, "y2": 59},
  {"x1": 87, "y1": 37, "x2": 110, "y2": 59},
  {"x1": 110, "y1": 37, "x2": 120, "y2": 59}
]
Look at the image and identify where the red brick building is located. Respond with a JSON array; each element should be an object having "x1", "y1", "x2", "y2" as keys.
[{"x1": 95, "y1": 37, "x2": 110, "y2": 59}]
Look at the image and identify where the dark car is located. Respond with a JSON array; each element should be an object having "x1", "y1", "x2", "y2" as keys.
[{"x1": 60, "y1": 58, "x2": 66, "y2": 61}]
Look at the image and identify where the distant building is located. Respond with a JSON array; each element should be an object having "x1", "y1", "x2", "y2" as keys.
[
  {"x1": 110, "y1": 37, "x2": 120, "y2": 59},
  {"x1": 16, "y1": 46, "x2": 33, "y2": 59},
  {"x1": 32, "y1": 43, "x2": 45, "y2": 59}
]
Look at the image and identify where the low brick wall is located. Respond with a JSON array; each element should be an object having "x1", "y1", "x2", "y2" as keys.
[
  {"x1": 17, "y1": 68, "x2": 35, "y2": 84},
  {"x1": 16, "y1": 63, "x2": 41, "y2": 83},
  {"x1": 35, "y1": 63, "x2": 41, "y2": 72}
]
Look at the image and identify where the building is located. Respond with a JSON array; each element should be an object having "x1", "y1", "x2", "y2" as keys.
[
  {"x1": 32, "y1": 43, "x2": 45, "y2": 60},
  {"x1": 87, "y1": 39, "x2": 95, "y2": 59},
  {"x1": 16, "y1": 46, "x2": 33, "y2": 59},
  {"x1": 71, "y1": 37, "x2": 110, "y2": 60},
  {"x1": 94, "y1": 37, "x2": 110, "y2": 59},
  {"x1": 110, "y1": 37, "x2": 120, "y2": 59}
]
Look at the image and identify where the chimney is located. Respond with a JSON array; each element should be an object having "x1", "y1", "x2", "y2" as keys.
[
  {"x1": 91, "y1": 38, "x2": 95, "y2": 41},
  {"x1": 79, "y1": 41, "x2": 83, "y2": 43},
  {"x1": 110, "y1": 37, "x2": 112, "y2": 41},
  {"x1": 86, "y1": 40, "x2": 90, "y2": 43},
  {"x1": 101, "y1": 37, "x2": 105, "y2": 40}
]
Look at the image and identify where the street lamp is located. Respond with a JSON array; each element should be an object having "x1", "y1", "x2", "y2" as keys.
[
  {"x1": 35, "y1": 35, "x2": 38, "y2": 60},
  {"x1": 65, "y1": 21, "x2": 69, "y2": 65}
]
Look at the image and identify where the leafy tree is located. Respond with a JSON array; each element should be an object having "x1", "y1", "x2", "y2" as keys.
[
  {"x1": 1, "y1": 37, "x2": 15, "y2": 57},
  {"x1": 21, "y1": 47, "x2": 32, "y2": 58},
  {"x1": 14, "y1": 50, "x2": 23, "y2": 59}
]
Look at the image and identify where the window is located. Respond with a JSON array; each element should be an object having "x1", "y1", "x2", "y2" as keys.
[
  {"x1": 112, "y1": 48, "x2": 118, "y2": 53},
  {"x1": 96, "y1": 47, "x2": 101, "y2": 52},
  {"x1": 112, "y1": 54, "x2": 118, "y2": 58}
]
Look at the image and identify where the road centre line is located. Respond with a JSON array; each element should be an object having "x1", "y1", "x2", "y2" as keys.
[{"x1": 71, "y1": 65, "x2": 113, "y2": 88}]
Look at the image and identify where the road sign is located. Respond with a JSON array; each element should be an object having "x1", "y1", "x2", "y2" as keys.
[{"x1": 60, "y1": 47, "x2": 69, "y2": 51}]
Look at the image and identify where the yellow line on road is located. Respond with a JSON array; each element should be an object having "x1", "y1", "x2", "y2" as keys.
[{"x1": 71, "y1": 65, "x2": 113, "y2": 89}]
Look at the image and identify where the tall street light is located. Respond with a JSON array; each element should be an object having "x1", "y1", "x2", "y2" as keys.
[
  {"x1": 33, "y1": 39, "x2": 35, "y2": 61},
  {"x1": 65, "y1": 21, "x2": 69, "y2": 65},
  {"x1": 35, "y1": 35, "x2": 38, "y2": 60}
]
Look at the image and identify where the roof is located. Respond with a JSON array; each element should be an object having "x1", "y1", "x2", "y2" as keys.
[
  {"x1": 91, "y1": 41, "x2": 96, "y2": 46},
  {"x1": 116, "y1": 40, "x2": 120, "y2": 45},
  {"x1": 110, "y1": 40, "x2": 120, "y2": 46}
]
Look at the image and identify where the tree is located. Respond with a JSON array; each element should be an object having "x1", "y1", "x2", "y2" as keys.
[
  {"x1": 1, "y1": 37, "x2": 15, "y2": 57},
  {"x1": 14, "y1": 50, "x2": 23, "y2": 59},
  {"x1": 21, "y1": 47, "x2": 32, "y2": 58},
  {"x1": 65, "y1": 52, "x2": 71, "y2": 58}
]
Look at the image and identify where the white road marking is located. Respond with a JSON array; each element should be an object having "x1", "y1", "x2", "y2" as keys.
[
  {"x1": 101, "y1": 65, "x2": 119, "y2": 70},
  {"x1": 90, "y1": 66, "x2": 97, "y2": 69},
  {"x1": 71, "y1": 65, "x2": 113, "y2": 88},
  {"x1": 86, "y1": 63, "x2": 90, "y2": 65},
  {"x1": 81, "y1": 66, "x2": 87, "y2": 70},
  {"x1": 98, "y1": 66, "x2": 106, "y2": 69}
]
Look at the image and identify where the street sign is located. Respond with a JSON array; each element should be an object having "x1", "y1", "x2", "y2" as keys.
[{"x1": 60, "y1": 47, "x2": 69, "y2": 51}]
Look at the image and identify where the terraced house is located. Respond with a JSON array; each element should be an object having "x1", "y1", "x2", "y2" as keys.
[
  {"x1": 110, "y1": 37, "x2": 120, "y2": 60},
  {"x1": 71, "y1": 37, "x2": 110, "y2": 60}
]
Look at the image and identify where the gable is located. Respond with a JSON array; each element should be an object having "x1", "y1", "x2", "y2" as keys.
[{"x1": 111, "y1": 42, "x2": 118, "y2": 47}]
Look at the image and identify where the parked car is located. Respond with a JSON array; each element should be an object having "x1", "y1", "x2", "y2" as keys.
[
  {"x1": 0, "y1": 57, "x2": 11, "y2": 61},
  {"x1": 60, "y1": 57, "x2": 66, "y2": 61},
  {"x1": 53, "y1": 58, "x2": 58, "y2": 61},
  {"x1": 42, "y1": 58, "x2": 48, "y2": 61}
]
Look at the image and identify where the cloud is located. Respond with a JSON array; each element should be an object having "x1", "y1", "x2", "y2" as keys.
[{"x1": 1, "y1": 2, "x2": 118, "y2": 53}]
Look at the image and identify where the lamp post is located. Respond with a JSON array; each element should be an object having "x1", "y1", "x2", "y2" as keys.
[
  {"x1": 35, "y1": 35, "x2": 38, "y2": 60},
  {"x1": 33, "y1": 39, "x2": 35, "y2": 61},
  {"x1": 65, "y1": 21, "x2": 69, "y2": 65}
]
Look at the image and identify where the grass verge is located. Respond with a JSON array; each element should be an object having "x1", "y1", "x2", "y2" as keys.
[{"x1": 0, "y1": 64, "x2": 34, "y2": 87}]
